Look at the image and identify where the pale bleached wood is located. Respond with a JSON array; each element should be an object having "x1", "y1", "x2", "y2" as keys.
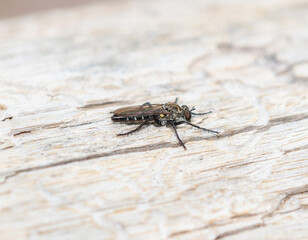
[{"x1": 0, "y1": 0, "x2": 308, "y2": 240}]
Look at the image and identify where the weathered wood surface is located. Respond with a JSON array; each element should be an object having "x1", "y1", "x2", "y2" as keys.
[{"x1": 0, "y1": 0, "x2": 308, "y2": 239}]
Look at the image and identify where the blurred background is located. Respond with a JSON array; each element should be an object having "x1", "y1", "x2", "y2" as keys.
[
  {"x1": 0, "y1": 0, "x2": 99, "y2": 19},
  {"x1": 1, "y1": 0, "x2": 308, "y2": 239}
]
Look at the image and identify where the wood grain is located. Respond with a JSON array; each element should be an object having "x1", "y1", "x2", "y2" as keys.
[{"x1": 0, "y1": 0, "x2": 308, "y2": 239}]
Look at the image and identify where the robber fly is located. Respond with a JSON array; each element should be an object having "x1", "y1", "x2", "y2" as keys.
[{"x1": 111, "y1": 98, "x2": 219, "y2": 149}]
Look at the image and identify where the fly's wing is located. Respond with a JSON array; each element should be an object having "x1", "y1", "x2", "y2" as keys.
[{"x1": 113, "y1": 104, "x2": 165, "y2": 117}]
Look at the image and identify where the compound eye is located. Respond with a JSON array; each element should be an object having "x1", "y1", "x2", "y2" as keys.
[{"x1": 184, "y1": 109, "x2": 191, "y2": 121}]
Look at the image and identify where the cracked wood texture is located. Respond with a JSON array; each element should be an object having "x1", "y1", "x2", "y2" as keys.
[{"x1": 0, "y1": 0, "x2": 308, "y2": 239}]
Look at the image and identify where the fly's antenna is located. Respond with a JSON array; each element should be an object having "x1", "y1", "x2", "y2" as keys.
[{"x1": 175, "y1": 97, "x2": 179, "y2": 103}]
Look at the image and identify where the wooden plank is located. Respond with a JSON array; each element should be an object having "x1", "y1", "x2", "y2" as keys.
[{"x1": 0, "y1": 0, "x2": 308, "y2": 239}]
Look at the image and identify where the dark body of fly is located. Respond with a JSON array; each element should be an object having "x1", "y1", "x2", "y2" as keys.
[{"x1": 111, "y1": 100, "x2": 219, "y2": 149}]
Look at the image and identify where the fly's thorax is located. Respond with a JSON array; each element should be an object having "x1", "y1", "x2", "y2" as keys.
[
  {"x1": 160, "y1": 102, "x2": 181, "y2": 121},
  {"x1": 158, "y1": 102, "x2": 191, "y2": 122}
]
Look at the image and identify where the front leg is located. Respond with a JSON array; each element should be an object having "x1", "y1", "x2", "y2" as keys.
[
  {"x1": 169, "y1": 121, "x2": 186, "y2": 150},
  {"x1": 191, "y1": 111, "x2": 212, "y2": 116}
]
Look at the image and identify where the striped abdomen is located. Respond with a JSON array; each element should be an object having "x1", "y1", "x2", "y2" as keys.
[
  {"x1": 111, "y1": 115, "x2": 153, "y2": 122},
  {"x1": 111, "y1": 104, "x2": 166, "y2": 122}
]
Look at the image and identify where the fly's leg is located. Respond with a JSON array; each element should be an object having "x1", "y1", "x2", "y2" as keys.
[
  {"x1": 175, "y1": 121, "x2": 219, "y2": 134},
  {"x1": 190, "y1": 106, "x2": 212, "y2": 115},
  {"x1": 191, "y1": 111, "x2": 212, "y2": 115},
  {"x1": 174, "y1": 97, "x2": 178, "y2": 103},
  {"x1": 153, "y1": 116, "x2": 165, "y2": 126},
  {"x1": 169, "y1": 121, "x2": 186, "y2": 150},
  {"x1": 117, "y1": 120, "x2": 149, "y2": 136},
  {"x1": 142, "y1": 102, "x2": 152, "y2": 107}
]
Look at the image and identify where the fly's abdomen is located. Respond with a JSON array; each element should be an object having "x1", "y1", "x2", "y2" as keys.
[
  {"x1": 111, "y1": 104, "x2": 165, "y2": 122},
  {"x1": 111, "y1": 115, "x2": 153, "y2": 122}
]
